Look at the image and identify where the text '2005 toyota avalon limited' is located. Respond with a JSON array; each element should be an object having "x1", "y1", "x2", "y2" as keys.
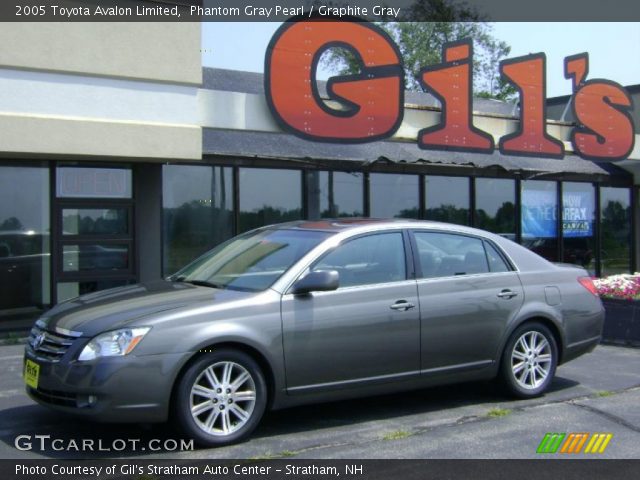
[{"x1": 24, "y1": 219, "x2": 604, "y2": 446}]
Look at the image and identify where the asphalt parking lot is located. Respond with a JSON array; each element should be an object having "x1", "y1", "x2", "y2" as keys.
[{"x1": 0, "y1": 343, "x2": 638, "y2": 459}]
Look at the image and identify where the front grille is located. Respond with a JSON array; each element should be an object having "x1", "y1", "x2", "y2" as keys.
[{"x1": 28, "y1": 320, "x2": 81, "y2": 362}]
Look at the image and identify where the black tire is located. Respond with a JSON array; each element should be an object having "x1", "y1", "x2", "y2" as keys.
[
  {"x1": 174, "y1": 349, "x2": 267, "y2": 447},
  {"x1": 499, "y1": 322, "x2": 558, "y2": 398}
]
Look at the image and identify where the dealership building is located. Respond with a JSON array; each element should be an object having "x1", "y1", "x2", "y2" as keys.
[{"x1": 0, "y1": 21, "x2": 638, "y2": 329}]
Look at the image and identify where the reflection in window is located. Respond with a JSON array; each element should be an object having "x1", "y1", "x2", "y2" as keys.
[
  {"x1": 0, "y1": 166, "x2": 50, "y2": 319},
  {"x1": 425, "y1": 176, "x2": 470, "y2": 225},
  {"x1": 307, "y1": 171, "x2": 363, "y2": 219},
  {"x1": 485, "y1": 242, "x2": 511, "y2": 273},
  {"x1": 62, "y1": 208, "x2": 128, "y2": 236},
  {"x1": 370, "y1": 174, "x2": 419, "y2": 219},
  {"x1": 521, "y1": 180, "x2": 558, "y2": 261},
  {"x1": 562, "y1": 182, "x2": 596, "y2": 275},
  {"x1": 600, "y1": 187, "x2": 631, "y2": 276},
  {"x1": 163, "y1": 165, "x2": 234, "y2": 275},
  {"x1": 313, "y1": 233, "x2": 406, "y2": 287},
  {"x1": 414, "y1": 232, "x2": 488, "y2": 278},
  {"x1": 239, "y1": 168, "x2": 303, "y2": 233},
  {"x1": 62, "y1": 244, "x2": 129, "y2": 272},
  {"x1": 174, "y1": 229, "x2": 330, "y2": 292},
  {"x1": 475, "y1": 178, "x2": 516, "y2": 237}
]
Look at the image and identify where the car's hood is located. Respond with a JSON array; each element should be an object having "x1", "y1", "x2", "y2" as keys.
[{"x1": 39, "y1": 280, "x2": 252, "y2": 337}]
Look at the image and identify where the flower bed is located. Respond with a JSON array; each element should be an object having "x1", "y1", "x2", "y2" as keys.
[
  {"x1": 593, "y1": 273, "x2": 640, "y2": 301},
  {"x1": 593, "y1": 273, "x2": 640, "y2": 347}
]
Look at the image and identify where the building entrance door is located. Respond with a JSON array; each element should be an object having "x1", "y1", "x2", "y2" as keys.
[{"x1": 53, "y1": 166, "x2": 136, "y2": 303}]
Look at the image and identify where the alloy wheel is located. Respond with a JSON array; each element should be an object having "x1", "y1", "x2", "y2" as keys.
[
  {"x1": 189, "y1": 361, "x2": 257, "y2": 436},
  {"x1": 510, "y1": 331, "x2": 553, "y2": 390}
]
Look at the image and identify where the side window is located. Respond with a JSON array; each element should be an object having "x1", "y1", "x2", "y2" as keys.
[
  {"x1": 313, "y1": 232, "x2": 406, "y2": 287},
  {"x1": 484, "y1": 241, "x2": 511, "y2": 273},
  {"x1": 413, "y1": 232, "x2": 489, "y2": 278}
]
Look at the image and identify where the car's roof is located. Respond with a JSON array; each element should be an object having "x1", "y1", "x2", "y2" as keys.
[
  {"x1": 269, "y1": 218, "x2": 435, "y2": 232},
  {"x1": 267, "y1": 218, "x2": 487, "y2": 234}
]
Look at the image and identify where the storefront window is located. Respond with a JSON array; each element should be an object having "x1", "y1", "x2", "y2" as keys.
[
  {"x1": 562, "y1": 182, "x2": 596, "y2": 275},
  {"x1": 370, "y1": 173, "x2": 419, "y2": 219},
  {"x1": 600, "y1": 187, "x2": 631, "y2": 276},
  {"x1": 0, "y1": 166, "x2": 50, "y2": 320},
  {"x1": 62, "y1": 244, "x2": 129, "y2": 272},
  {"x1": 62, "y1": 208, "x2": 128, "y2": 236},
  {"x1": 425, "y1": 176, "x2": 470, "y2": 225},
  {"x1": 239, "y1": 168, "x2": 303, "y2": 233},
  {"x1": 521, "y1": 180, "x2": 558, "y2": 261},
  {"x1": 307, "y1": 171, "x2": 363, "y2": 219},
  {"x1": 475, "y1": 178, "x2": 516, "y2": 237},
  {"x1": 163, "y1": 165, "x2": 234, "y2": 275}
]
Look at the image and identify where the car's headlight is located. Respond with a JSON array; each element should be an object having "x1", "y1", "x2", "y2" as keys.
[{"x1": 78, "y1": 327, "x2": 151, "y2": 361}]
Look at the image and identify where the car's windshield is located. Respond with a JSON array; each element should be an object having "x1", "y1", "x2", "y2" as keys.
[{"x1": 171, "y1": 228, "x2": 332, "y2": 292}]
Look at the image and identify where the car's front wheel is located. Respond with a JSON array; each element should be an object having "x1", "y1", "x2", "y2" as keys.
[
  {"x1": 174, "y1": 349, "x2": 267, "y2": 447},
  {"x1": 499, "y1": 322, "x2": 558, "y2": 398}
]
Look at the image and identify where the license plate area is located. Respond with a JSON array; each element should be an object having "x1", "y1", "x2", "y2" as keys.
[{"x1": 24, "y1": 359, "x2": 40, "y2": 389}]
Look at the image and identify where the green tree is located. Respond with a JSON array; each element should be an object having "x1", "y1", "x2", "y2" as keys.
[
  {"x1": 0, "y1": 217, "x2": 23, "y2": 231},
  {"x1": 321, "y1": 2, "x2": 516, "y2": 100}
]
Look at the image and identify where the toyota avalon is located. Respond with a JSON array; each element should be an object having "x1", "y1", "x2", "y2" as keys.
[{"x1": 24, "y1": 219, "x2": 604, "y2": 446}]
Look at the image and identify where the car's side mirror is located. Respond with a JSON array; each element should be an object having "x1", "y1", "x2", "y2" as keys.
[{"x1": 291, "y1": 270, "x2": 339, "y2": 295}]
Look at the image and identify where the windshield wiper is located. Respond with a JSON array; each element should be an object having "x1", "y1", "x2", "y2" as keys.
[{"x1": 180, "y1": 279, "x2": 226, "y2": 289}]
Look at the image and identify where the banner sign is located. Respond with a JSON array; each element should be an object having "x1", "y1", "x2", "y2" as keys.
[
  {"x1": 265, "y1": 17, "x2": 636, "y2": 162},
  {"x1": 562, "y1": 191, "x2": 595, "y2": 238},
  {"x1": 522, "y1": 189, "x2": 557, "y2": 238}
]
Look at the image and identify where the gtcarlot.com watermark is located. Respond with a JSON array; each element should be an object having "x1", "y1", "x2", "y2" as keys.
[{"x1": 14, "y1": 434, "x2": 194, "y2": 452}]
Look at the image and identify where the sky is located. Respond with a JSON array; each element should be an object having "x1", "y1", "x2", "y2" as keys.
[{"x1": 201, "y1": 22, "x2": 640, "y2": 98}]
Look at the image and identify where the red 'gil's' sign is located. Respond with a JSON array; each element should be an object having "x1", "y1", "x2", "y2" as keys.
[{"x1": 265, "y1": 18, "x2": 635, "y2": 162}]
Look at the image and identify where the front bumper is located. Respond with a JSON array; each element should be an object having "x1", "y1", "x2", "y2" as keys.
[{"x1": 24, "y1": 345, "x2": 191, "y2": 423}]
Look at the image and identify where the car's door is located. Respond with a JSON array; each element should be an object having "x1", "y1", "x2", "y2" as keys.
[
  {"x1": 410, "y1": 230, "x2": 524, "y2": 373},
  {"x1": 281, "y1": 231, "x2": 420, "y2": 393}
]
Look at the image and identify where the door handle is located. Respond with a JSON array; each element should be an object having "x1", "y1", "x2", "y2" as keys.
[
  {"x1": 390, "y1": 300, "x2": 415, "y2": 311},
  {"x1": 497, "y1": 290, "x2": 518, "y2": 299}
]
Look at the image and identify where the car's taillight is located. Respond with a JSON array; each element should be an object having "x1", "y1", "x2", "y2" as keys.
[{"x1": 578, "y1": 276, "x2": 598, "y2": 296}]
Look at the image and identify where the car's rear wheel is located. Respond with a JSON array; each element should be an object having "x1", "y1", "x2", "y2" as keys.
[
  {"x1": 174, "y1": 349, "x2": 267, "y2": 447},
  {"x1": 499, "y1": 322, "x2": 558, "y2": 398}
]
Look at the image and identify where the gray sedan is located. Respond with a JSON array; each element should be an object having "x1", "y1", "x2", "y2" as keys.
[{"x1": 24, "y1": 219, "x2": 604, "y2": 446}]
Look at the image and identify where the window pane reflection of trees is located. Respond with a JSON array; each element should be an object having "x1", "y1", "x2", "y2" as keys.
[
  {"x1": 600, "y1": 187, "x2": 631, "y2": 276},
  {"x1": 370, "y1": 173, "x2": 419, "y2": 219},
  {"x1": 0, "y1": 166, "x2": 50, "y2": 319},
  {"x1": 162, "y1": 165, "x2": 233, "y2": 275},
  {"x1": 425, "y1": 176, "x2": 470, "y2": 225},
  {"x1": 475, "y1": 178, "x2": 516, "y2": 238},
  {"x1": 307, "y1": 171, "x2": 363, "y2": 219},
  {"x1": 239, "y1": 168, "x2": 303, "y2": 233},
  {"x1": 62, "y1": 209, "x2": 128, "y2": 235}
]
